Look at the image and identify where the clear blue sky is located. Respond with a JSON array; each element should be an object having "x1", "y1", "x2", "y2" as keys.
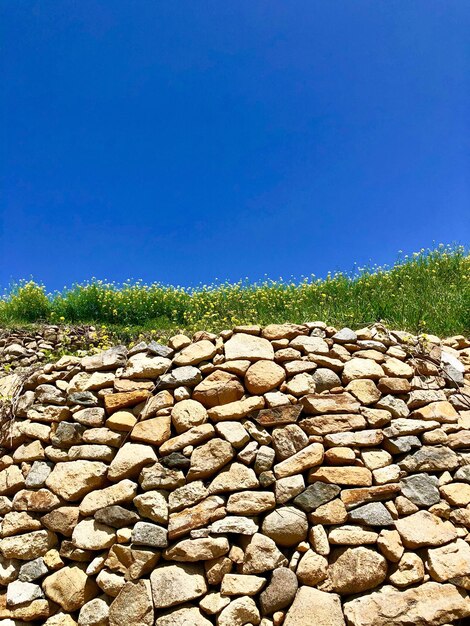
[{"x1": 1, "y1": 1, "x2": 469, "y2": 291}]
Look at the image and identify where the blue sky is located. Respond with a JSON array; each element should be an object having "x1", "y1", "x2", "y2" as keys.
[{"x1": 1, "y1": 1, "x2": 469, "y2": 291}]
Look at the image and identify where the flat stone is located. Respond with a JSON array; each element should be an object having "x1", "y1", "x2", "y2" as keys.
[
  {"x1": 329, "y1": 525, "x2": 379, "y2": 545},
  {"x1": 301, "y1": 392, "x2": 360, "y2": 415},
  {"x1": 309, "y1": 466, "x2": 372, "y2": 486},
  {"x1": 273, "y1": 443, "x2": 324, "y2": 479},
  {"x1": 225, "y1": 333, "x2": 274, "y2": 361},
  {"x1": 43, "y1": 566, "x2": 98, "y2": 611},
  {"x1": 210, "y1": 516, "x2": 258, "y2": 535},
  {"x1": 173, "y1": 340, "x2": 216, "y2": 366},
  {"x1": 217, "y1": 596, "x2": 260, "y2": 626},
  {"x1": 160, "y1": 423, "x2": 215, "y2": 455},
  {"x1": 150, "y1": 563, "x2": 207, "y2": 609},
  {"x1": 6, "y1": 580, "x2": 43, "y2": 606},
  {"x1": 41, "y1": 506, "x2": 80, "y2": 536},
  {"x1": 400, "y1": 473, "x2": 440, "y2": 507},
  {"x1": 348, "y1": 502, "x2": 394, "y2": 526},
  {"x1": 227, "y1": 491, "x2": 276, "y2": 515},
  {"x1": 0, "y1": 530, "x2": 57, "y2": 560},
  {"x1": 262, "y1": 507, "x2": 308, "y2": 546},
  {"x1": 343, "y1": 581, "x2": 470, "y2": 626},
  {"x1": 324, "y1": 430, "x2": 383, "y2": 448},
  {"x1": 296, "y1": 550, "x2": 328, "y2": 585},
  {"x1": 80, "y1": 479, "x2": 137, "y2": 516},
  {"x1": 108, "y1": 580, "x2": 153, "y2": 626},
  {"x1": 45, "y1": 461, "x2": 107, "y2": 501},
  {"x1": 242, "y1": 533, "x2": 288, "y2": 574},
  {"x1": 426, "y1": 538, "x2": 470, "y2": 581},
  {"x1": 220, "y1": 573, "x2": 266, "y2": 596},
  {"x1": 293, "y1": 483, "x2": 340, "y2": 512},
  {"x1": 130, "y1": 416, "x2": 171, "y2": 445},
  {"x1": 192, "y1": 371, "x2": 244, "y2": 408},
  {"x1": 272, "y1": 424, "x2": 308, "y2": 460},
  {"x1": 207, "y1": 396, "x2": 264, "y2": 422},
  {"x1": 163, "y1": 537, "x2": 229, "y2": 561},
  {"x1": 255, "y1": 405, "x2": 302, "y2": 427},
  {"x1": 94, "y1": 505, "x2": 140, "y2": 528},
  {"x1": 104, "y1": 390, "x2": 151, "y2": 415},
  {"x1": 168, "y1": 496, "x2": 226, "y2": 540},
  {"x1": 157, "y1": 366, "x2": 202, "y2": 389},
  {"x1": 329, "y1": 546, "x2": 387, "y2": 594},
  {"x1": 342, "y1": 358, "x2": 385, "y2": 383},
  {"x1": 72, "y1": 519, "x2": 116, "y2": 550},
  {"x1": 155, "y1": 606, "x2": 211, "y2": 626},
  {"x1": 208, "y1": 462, "x2": 258, "y2": 494},
  {"x1": 341, "y1": 484, "x2": 400, "y2": 508},
  {"x1": 394, "y1": 511, "x2": 457, "y2": 548},
  {"x1": 301, "y1": 414, "x2": 366, "y2": 436},
  {"x1": 134, "y1": 490, "x2": 169, "y2": 523},
  {"x1": 283, "y1": 586, "x2": 345, "y2": 626}
]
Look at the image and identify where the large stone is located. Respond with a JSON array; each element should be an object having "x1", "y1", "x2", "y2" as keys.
[
  {"x1": 45, "y1": 461, "x2": 107, "y2": 501},
  {"x1": 261, "y1": 507, "x2": 308, "y2": 546},
  {"x1": 329, "y1": 546, "x2": 387, "y2": 594},
  {"x1": 156, "y1": 606, "x2": 212, "y2": 626},
  {"x1": 0, "y1": 530, "x2": 57, "y2": 560},
  {"x1": 301, "y1": 414, "x2": 366, "y2": 436},
  {"x1": 157, "y1": 366, "x2": 202, "y2": 389},
  {"x1": 80, "y1": 479, "x2": 137, "y2": 516},
  {"x1": 399, "y1": 445, "x2": 459, "y2": 472},
  {"x1": 224, "y1": 333, "x2": 274, "y2": 361},
  {"x1": 220, "y1": 573, "x2": 266, "y2": 596},
  {"x1": 242, "y1": 533, "x2": 288, "y2": 574},
  {"x1": 348, "y1": 502, "x2": 394, "y2": 526},
  {"x1": 207, "y1": 396, "x2": 265, "y2": 422},
  {"x1": 283, "y1": 586, "x2": 345, "y2": 626},
  {"x1": 227, "y1": 491, "x2": 275, "y2": 515},
  {"x1": 130, "y1": 416, "x2": 171, "y2": 445},
  {"x1": 78, "y1": 597, "x2": 109, "y2": 626},
  {"x1": 400, "y1": 473, "x2": 440, "y2": 507},
  {"x1": 150, "y1": 563, "x2": 207, "y2": 609},
  {"x1": 109, "y1": 580, "x2": 153, "y2": 626},
  {"x1": 187, "y1": 438, "x2": 234, "y2": 480},
  {"x1": 43, "y1": 566, "x2": 98, "y2": 611},
  {"x1": 273, "y1": 443, "x2": 324, "y2": 479},
  {"x1": 131, "y1": 522, "x2": 168, "y2": 548},
  {"x1": 217, "y1": 596, "x2": 261, "y2": 626},
  {"x1": 164, "y1": 537, "x2": 229, "y2": 561},
  {"x1": 134, "y1": 490, "x2": 169, "y2": 524},
  {"x1": 192, "y1": 371, "x2": 244, "y2": 407},
  {"x1": 255, "y1": 404, "x2": 302, "y2": 427},
  {"x1": 82, "y1": 346, "x2": 127, "y2": 372},
  {"x1": 107, "y1": 443, "x2": 157, "y2": 480},
  {"x1": 72, "y1": 519, "x2": 116, "y2": 550},
  {"x1": 309, "y1": 466, "x2": 372, "y2": 486},
  {"x1": 342, "y1": 358, "x2": 385, "y2": 383},
  {"x1": 343, "y1": 581, "x2": 470, "y2": 626},
  {"x1": 173, "y1": 340, "x2": 216, "y2": 366},
  {"x1": 168, "y1": 496, "x2": 226, "y2": 540},
  {"x1": 259, "y1": 567, "x2": 298, "y2": 615},
  {"x1": 272, "y1": 424, "x2": 309, "y2": 460},
  {"x1": 394, "y1": 511, "x2": 457, "y2": 548},
  {"x1": 296, "y1": 549, "x2": 328, "y2": 584},
  {"x1": 426, "y1": 539, "x2": 470, "y2": 582},
  {"x1": 301, "y1": 393, "x2": 360, "y2": 415},
  {"x1": 171, "y1": 399, "x2": 208, "y2": 433},
  {"x1": 293, "y1": 483, "x2": 340, "y2": 512},
  {"x1": 104, "y1": 389, "x2": 152, "y2": 414},
  {"x1": 121, "y1": 354, "x2": 171, "y2": 379},
  {"x1": 208, "y1": 462, "x2": 258, "y2": 494},
  {"x1": 245, "y1": 360, "x2": 285, "y2": 393}
]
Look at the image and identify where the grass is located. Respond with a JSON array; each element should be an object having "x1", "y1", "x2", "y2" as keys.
[{"x1": 0, "y1": 245, "x2": 469, "y2": 341}]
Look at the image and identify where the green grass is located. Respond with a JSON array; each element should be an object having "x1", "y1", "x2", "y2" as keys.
[{"x1": 1, "y1": 245, "x2": 469, "y2": 339}]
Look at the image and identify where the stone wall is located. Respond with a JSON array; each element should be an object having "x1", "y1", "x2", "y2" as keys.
[
  {"x1": 0, "y1": 326, "x2": 100, "y2": 371},
  {"x1": 1, "y1": 322, "x2": 470, "y2": 626}
]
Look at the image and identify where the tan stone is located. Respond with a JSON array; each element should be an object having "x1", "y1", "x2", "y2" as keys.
[
  {"x1": 412, "y1": 401, "x2": 459, "y2": 423},
  {"x1": 150, "y1": 563, "x2": 207, "y2": 609},
  {"x1": 193, "y1": 371, "x2": 244, "y2": 407},
  {"x1": 168, "y1": 496, "x2": 226, "y2": 540},
  {"x1": 377, "y1": 529, "x2": 404, "y2": 563},
  {"x1": 273, "y1": 443, "x2": 324, "y2": 479},
  {"x1": 329, "y1": 546, "x2": 387, "y2": 594},
  {"x1": 220, "y1": 573, "x2": 266, "y2": 596},
  {"x1": 342, "y1": 358, "x2": 385, "y2": 383},
  {"x1": 244, "y1": 360, "x2": 286, "y2": 394},
  {"x1": 207, "y1": 396, "x2": 265, "y2": 422},
  {"x1": 107, "y1": 443, "x2": 157, "y2": 480},
  {"x1": 187, "y1": 438, "x2": 234, "y2": 480},
  {"x1": 225, "y1": 333, "x2": 274, "y2": 361},
  {"x1": 164, "y1": 537, "x2": 229, "y2": 562},
  {"x1": 346, "y1": 380, "x2": 381, "y2": 405},
  {"x1": 46, "y1": 461, "x2": 107, "y2": 501},
  {"x1": 171, "y1": 399, "x2": 208, "y2": 433},
  {"x1": 0, "y1": 592, "x2": 50, "y2": 621},
  {"x1": 72, "y1": 519, "x2": 115, "y2": 550},
  {"x1": 389, "y1": 552, "x2": 424, "y2": 587},
  {"x1": 104, "y1": 390, "x2": 152, "y2": 414},
  {"x1": 261, "y1": 323, "x2": 309, "y2": 340},
  {"x1": 79, "y1": 479, "x2": 137, "y2": 516},
  {"x1": 109, "y1": 580, "x2": 153, "y2": 626},
  {"x1": 310, "y1": 499, "x2": 348, "y2": 525},
  {"x1": 300, "y1": 413, "x2": 366, "y2": 436},
  {"x1": 227, "y1": 491, "x2": 275, "y2": 515},
  {"x1": 160, "y1": 423, "x2": 215, "y2": 455},
  {"x1": 0, "y1": 465, "x2": 25, "y2": 495},
  {"x1": 325, "y1": 429, "x2": 383, "y2": 448},
  {"x1": 173, "y1": 340, "x2": 216, "y2": 366},
  {"x1": 341, "y1": 484, "x2": 400, "y2": 508},
  {"x1": 296, "y1": 550, "x2": 328, "y2": 585},
  {"x1": 106, "y1": 411, "x2": 137, "y2": 431},
  {"x1": 343, "y1": 581, "x2": 470, "y2": 626},
  {"x1": 130, "y1": 416, "x2": 171, "y2": 445},
  {"x1": 328, "y1": 525, "x2": 378, "y2": 545},
  {"x1": 440, "y1": 482, "x2": 470, "y2": 506},
  {"x1": 426, "y1": 538, "x2": 470, "y2": 582},
  {"x1": 308, "y1": 466, "x2": 372, "y2": 486},
  {"x1": 283, "y1": 586, "x2": 345, "y2": 626},
  {"x1": 394, "y1": 511, "x2": 457, "y2": 548},
  {"x1": 43, "y1": 566, "x2": 98, "y2": 611},
  {"x1": 301, "y1": 392, "x2": 360, "y2": 415}
]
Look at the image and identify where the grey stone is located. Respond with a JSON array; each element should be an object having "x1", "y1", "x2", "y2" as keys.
[
  {"x1": 51, "y1": 422, "x2": 86, "y2": 447},
  {"x1": 454, "y1": 466, "x2": 470, "y2": 483},
  {"x1": 294, "y1": 483, "x2": 341, "y2": 512},
  {"x1": 157, "y1": 367, "x2": 202, "y2": 389},
  {"x1": 260, "y1": 567, "x2": 298, "y2": 615},
  {"x1": 6, "y1": 580, "x2": 44, "y2": 605},
  {"x1": 348, "y1": 502, "x2": 394, "y2": 526},
  {"x1": 312, "y1": 368, "x2": 342, "y2": 392},
  {"x1": 131, "y1": 522, "x2": 168, "y2": 548},
  {"x1": 399, "y1": 446, "x2": 459, "y2": 472},
  {"x1": 18, "y1": 557, "x2": 48, "y2": 582},
  {"x1": 95, "y1": 505, "x2": 140, "y2": 529},
  {"x1": 384, "y1": 436, "x2": 421, "y2": 454},
  {"x1": 68, "y1": 391, "x2": 99, "y2": 406},
  {"x1": 25, "y1": 462, "x2": 52, "y2": 489},
  {"x1": 400, "y1": 473, "x2": 440, "y2": 507},
  {"x1": 332, "y1": 328, "x2": 357, "y2": 343},
  {"x1": 148, "y1": 341, "x2": 174, "y2": 358}
]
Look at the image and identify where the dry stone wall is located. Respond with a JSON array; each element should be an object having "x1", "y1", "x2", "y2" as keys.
[{"x1": 1, "y1": 322, "x2": 470, "y2": 626}]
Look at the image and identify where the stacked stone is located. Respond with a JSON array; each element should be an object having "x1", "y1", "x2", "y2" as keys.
[
  {"x1": 0, "y1": 322, "x2": 470, "y2": 626},
  {"x1": 0, "y1": 326, "x2": 99, "y2": 370}
]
